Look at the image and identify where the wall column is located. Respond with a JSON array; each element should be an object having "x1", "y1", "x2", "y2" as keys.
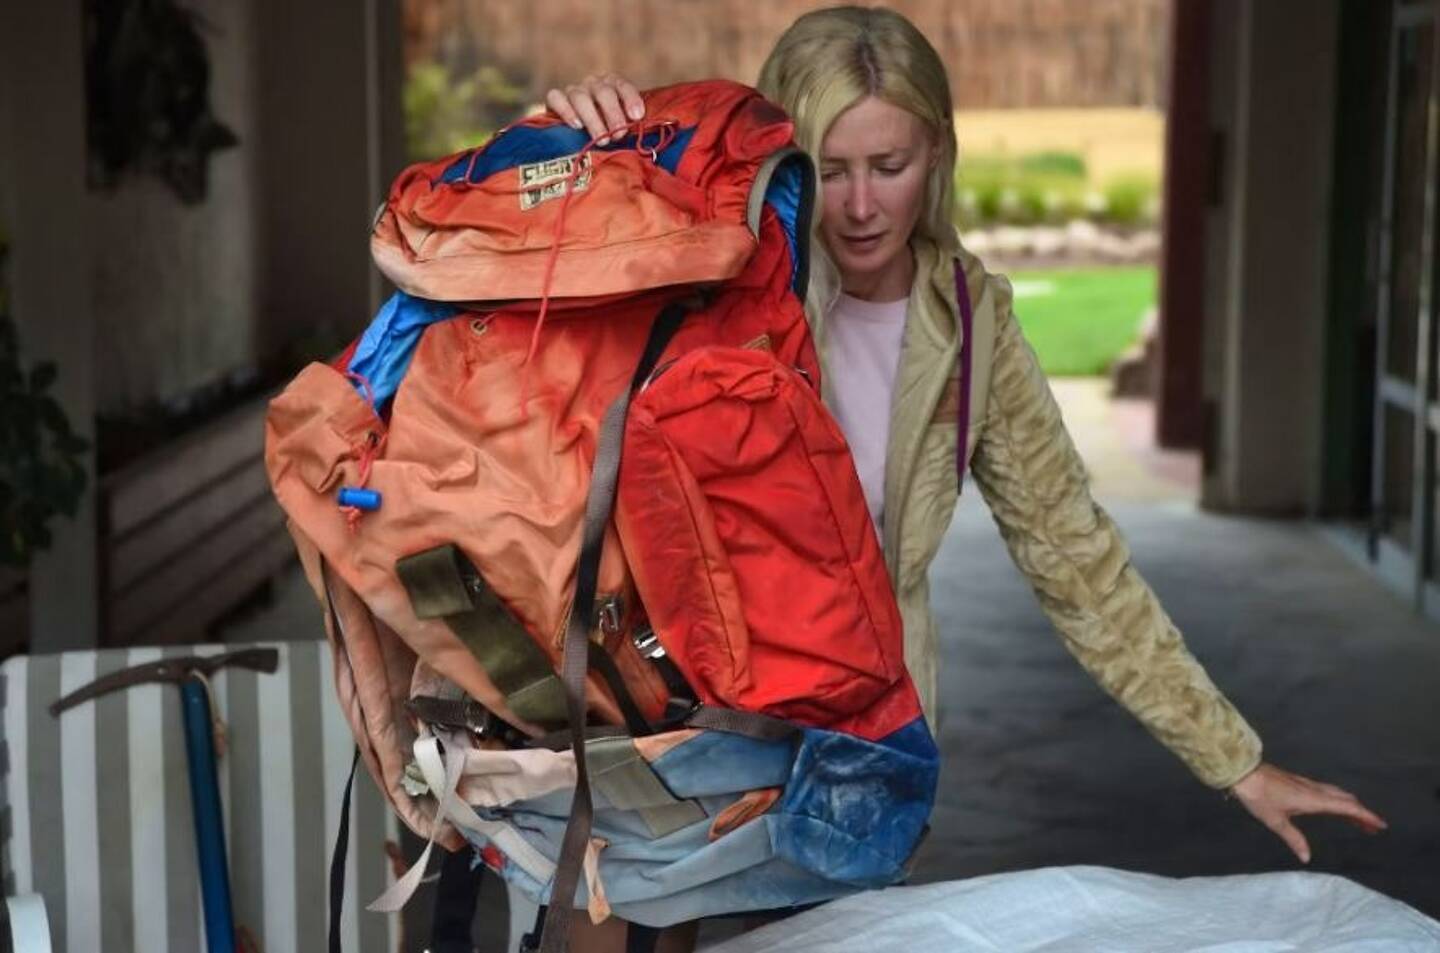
[
  {"x1": 0, "y1": 3, "x2": 100, "y2": 650},
  {"x1": 1155, "y1": 0, "x2": 1210, "y2": 450},
  {"x1": 1201, "y1": 0, "x2": 1340, "y2": 514},
  {"x1": 251, "y1": 0, "x2": 407, "y2": 360}
]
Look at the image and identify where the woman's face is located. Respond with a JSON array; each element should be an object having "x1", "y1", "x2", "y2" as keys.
[{"x1": 817, "y1": 95, "x2": 936, "y2": 299}]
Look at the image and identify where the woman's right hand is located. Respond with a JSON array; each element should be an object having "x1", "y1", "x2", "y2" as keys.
[{"x1": 544, "y1": 73, "x2": 646, "y2": 145}]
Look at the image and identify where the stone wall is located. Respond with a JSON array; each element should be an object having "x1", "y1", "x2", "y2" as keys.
[{"x1": 404, "y1": 0, "x2": 1170, "y2": 111}]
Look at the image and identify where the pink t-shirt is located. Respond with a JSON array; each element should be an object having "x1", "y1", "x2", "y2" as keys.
[{"x1": 825, "y1": 292, "x2": 909, "y2": 532}]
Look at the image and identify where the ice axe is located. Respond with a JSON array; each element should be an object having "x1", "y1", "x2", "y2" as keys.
[{"x1": 51, "y1": 648, "x2": 279, "y2": 953}]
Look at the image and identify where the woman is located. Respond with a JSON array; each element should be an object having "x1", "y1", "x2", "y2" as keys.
[{"x1": 545, "y1": 4, "x2": 1385, "y2": 947}]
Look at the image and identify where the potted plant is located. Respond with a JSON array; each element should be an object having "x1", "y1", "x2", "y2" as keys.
[{"x1": 0, "y1": 235, "x2": 89, "y2": 569}]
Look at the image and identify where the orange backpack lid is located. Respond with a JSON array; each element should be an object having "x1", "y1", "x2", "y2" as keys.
[{"x1": 372, "y1": 80, "x2": 802, "y2": 304}]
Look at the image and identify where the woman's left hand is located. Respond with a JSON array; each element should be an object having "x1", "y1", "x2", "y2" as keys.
[{"x1": 1229, "y1": 762, "x2": 1387, "y2": 863}]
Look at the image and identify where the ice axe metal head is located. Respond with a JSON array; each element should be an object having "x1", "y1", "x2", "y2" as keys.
[{"x1": 48, "y1": 647, "x2": 280, "y2": 717}]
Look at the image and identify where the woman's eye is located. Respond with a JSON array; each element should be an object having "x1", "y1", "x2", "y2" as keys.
[
  {"x1": 876, "y1": 165, "x2": 906, "y2": 177},
  {"x1": 820, "y1": 169, "x2": 845, "y2": 182}
]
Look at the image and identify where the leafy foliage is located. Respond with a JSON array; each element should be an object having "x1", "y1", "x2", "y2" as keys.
[
  {"x1": 1101, "y1": 175, "x2": 1160, "y2": 227},
  {"x1": 1017, "y1": 151, "x2": 1089, "y2": 178},
  {"x1": 404, "y1": 61, "x2": 530, "y2": 160},
  {"x1": 0, "y1": 239, "x2": 89, "y2": 566},
  {"x1": 955, "y1": 151, "x2": 1159, "y2": 228}
]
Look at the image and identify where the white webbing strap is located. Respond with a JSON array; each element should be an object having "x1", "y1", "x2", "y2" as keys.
[
  {"x1": 415, "y1": 736, "x2": 557, "y2": 883},
  {"x1": 365, "y1": 735, "x2": 463, "y2": 913},
  {"x1": 583, "y1": 837, "x2": 611, "y2": 924},
  {"x1": 366, "y1": 735, "x2": 557, "y2": 914}
]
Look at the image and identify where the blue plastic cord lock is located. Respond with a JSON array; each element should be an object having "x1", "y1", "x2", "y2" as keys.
[{"x1": 338, "y1": 487, "x2": 382, "y2": 512}]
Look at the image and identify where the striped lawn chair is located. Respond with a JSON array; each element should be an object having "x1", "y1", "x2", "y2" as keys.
[{"x1": 0, "y1": 641, "x2": 402, "y2": 953}]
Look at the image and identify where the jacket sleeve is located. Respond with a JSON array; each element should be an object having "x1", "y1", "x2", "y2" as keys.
[{"x1": 967, "y1": 285, "x2": 1263, "y2": 789}]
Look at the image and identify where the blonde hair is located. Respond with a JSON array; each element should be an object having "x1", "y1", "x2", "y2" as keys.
[{"x1": 756, "y1": 6, "x2": 958, "y2": 315}]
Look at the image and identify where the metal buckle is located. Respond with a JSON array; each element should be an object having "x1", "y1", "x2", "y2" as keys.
[
  {"x1": 461, "y1": 568, "x2": 485, "y2": 598},
  {"x1": 640, "y1": 357, "x2": 678, "y2": 392},
  {"x1": 596, "y1": 594, "x2": 624, "y2": 635},
  {"x1": 631, "y1": 625, "x2": 667, "y2": 660},
  {"x1": 461, "y1": 699, "x2": 492, "y2": 737},
  {"x1": 660, "y1": 696, "x2": 699, "y2": 728}
]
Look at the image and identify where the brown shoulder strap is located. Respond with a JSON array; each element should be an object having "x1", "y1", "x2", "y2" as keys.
[{"x1": 539, "y1": 301, "x2": 690, "y2": 953}]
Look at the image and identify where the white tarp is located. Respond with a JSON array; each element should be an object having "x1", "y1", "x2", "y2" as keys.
[{"x1": 700, "y1": 865, "x2": 1440, "y2": 953}]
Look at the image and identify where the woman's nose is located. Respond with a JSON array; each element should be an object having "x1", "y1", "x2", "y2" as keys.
[{"x1": 845, "y1": 177, "x2": 876, "y2": 222}]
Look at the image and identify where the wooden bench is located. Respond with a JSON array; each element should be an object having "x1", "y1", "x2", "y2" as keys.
[{"x1": 99, "y1": 396, "x2": 295, "y2": 647}]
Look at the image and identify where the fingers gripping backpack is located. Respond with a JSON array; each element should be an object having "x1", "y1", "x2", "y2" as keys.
[{"x1": 265, "y1": 81, "x2": 940, "y2": 952}]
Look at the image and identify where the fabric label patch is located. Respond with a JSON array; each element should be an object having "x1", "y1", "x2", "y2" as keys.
[{"x1": 518, "y1": 153, "x2": 592, "y2": 210}]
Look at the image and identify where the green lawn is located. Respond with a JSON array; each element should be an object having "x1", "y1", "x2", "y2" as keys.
[{"x1": 1007, "y1": 266, "x2": 1156, "y2": 376}]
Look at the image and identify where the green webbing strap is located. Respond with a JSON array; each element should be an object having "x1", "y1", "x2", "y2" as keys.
[
  {"x1": 396, "y1": 544, "x2": 568, "y2": 728},
  {"x1": 585, "y1": 736, "x2": 705, "y2": 837},
  {"x1": 395, "y1": 546, "x2": 476, "y2": 617}
]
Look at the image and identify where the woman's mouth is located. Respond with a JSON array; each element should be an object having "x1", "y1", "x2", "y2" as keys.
[{"x1": 839, "y1": 232, "x2": 886, "y2": 252}]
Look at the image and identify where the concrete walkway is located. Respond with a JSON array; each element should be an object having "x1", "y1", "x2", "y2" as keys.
[{"x1": 919, "y1": 379, "x2": 1440, "y2": 917}]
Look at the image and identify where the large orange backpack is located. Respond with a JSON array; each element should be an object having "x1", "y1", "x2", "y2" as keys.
[{"x1": 266, "y1": 81, "x2": 938, "y2": 952}]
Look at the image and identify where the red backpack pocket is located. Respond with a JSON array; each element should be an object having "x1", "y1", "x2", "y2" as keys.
[{"x1": 616, "y1": 346, "x2": 909, "y2": 736}]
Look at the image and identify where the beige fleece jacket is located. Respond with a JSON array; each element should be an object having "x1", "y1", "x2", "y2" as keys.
[{"x1": 812, "y1": 235, "x2": 1263, "y2": 790}]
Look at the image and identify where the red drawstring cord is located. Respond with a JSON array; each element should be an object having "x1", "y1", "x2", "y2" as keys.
[
  {"x1": 516, "y1": 119, "x2": 678, "y2": 414},
  {"x1": 346, "y1": 368, "x2": 377, "y2": 409}
]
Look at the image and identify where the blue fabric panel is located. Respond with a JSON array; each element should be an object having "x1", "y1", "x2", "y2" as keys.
[
  {"x1": 438, "y1": 125, "x2": 696, "y2": 186},
  {"x1": 761, "y1": 154, "x2": 809, "y2": 293},
  {"x1": 347, "y1": 292, "x2": 459, "y2": 407},
  {"x1": 647, "y1": 729, "x2": 794, "y2": 799},
  {"x1": 598, "y1": 846, "x2": 845, "y2": 927},
  {"x1": 774, "y1": 718, "x2": 938, "y2": 885},
  {"x1": 464, "y1": 811, "x2": 850, "y2": 928},
  {"x1": 877, "y1": 715, "x2": 941, "y2": 761},
  {"x1": 771, "y1": 815, "x2": 906, "y2": 889},
  {"x1": 469, "y1": 715, "x2": 936, "y2": 923}
]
